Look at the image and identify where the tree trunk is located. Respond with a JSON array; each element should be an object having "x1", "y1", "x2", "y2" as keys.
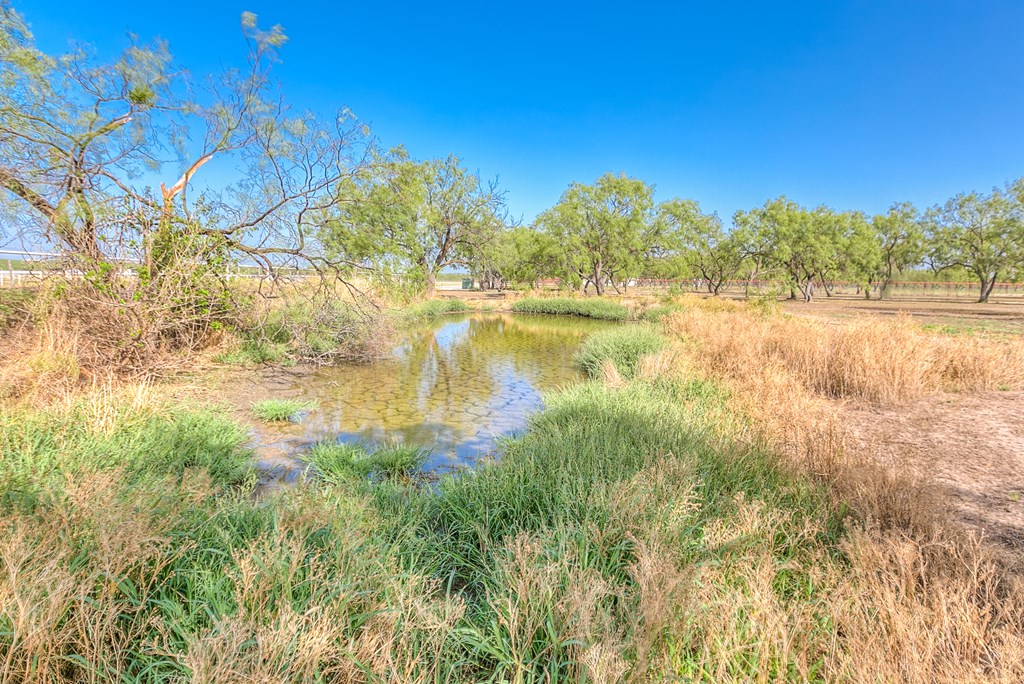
[
  {"x1": 979, "y1": 274, "x2": 997, "y2": 303},
  {"x1": 593, "y1": 263, "x2": 604, "y2": 296},
  {"x1": 424, "y1": 267, "x2": 436, "y2": 296}
]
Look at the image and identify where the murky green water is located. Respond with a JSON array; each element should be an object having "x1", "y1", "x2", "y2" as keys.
[{"x1": 253, "y1": 313, "x2": 615, "y2": 482}]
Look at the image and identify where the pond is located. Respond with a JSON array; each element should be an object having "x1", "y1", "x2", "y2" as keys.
[{"x1": 251, "y1": 313, "x2": 616, "y2": 485}]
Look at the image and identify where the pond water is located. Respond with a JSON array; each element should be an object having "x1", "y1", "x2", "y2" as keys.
[{"x1": 251, "y1": 313, "x2": 615, "y2": 484}]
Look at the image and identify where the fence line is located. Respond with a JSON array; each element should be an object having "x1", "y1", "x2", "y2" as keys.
[{"x1": 534, "y1": 277, "x2": 1024, "y2": 297}]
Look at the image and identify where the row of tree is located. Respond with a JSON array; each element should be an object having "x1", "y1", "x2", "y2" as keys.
[
  {"x1": 2, "y1": 1, "x2": 1022, "y2": 324},
  {"x1": 322, "y1": 154, "x2": 1024, "y2": 303}
]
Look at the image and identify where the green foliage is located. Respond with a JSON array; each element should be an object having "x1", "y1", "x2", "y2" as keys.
[
  {"x1": 869, "y1": 202, "x2": 924, "y2": 297},
  {"x1": 536, "y1": 173, "x2": 665, "y2": 295},
  {"x1": 307, "y1": 440, "x2": 429, "y2": 482},
  {"x1": 0, "y1": 287, "x2": 34, "y2": 329},
  {"x1": 399, "y1": 298, "x2": 471, "y2": 322},
  {"x1": 419, "y1": 379, "x2": 842, "y2": 660},
  {"x1": 574, "y1": 326, "x2": 666, "y2": 379},
  {"x1": 215, "y1": 338, "x2": 289, "y2": 366},
  {"x1": 467, "y1": 225, "x2": 560, "y2": 290},
  {"x1": 510, "y1": 297, "x2": 629, "y2": 320},
  {"x1": 0, "y1": 399, "x2": 253, "y2": 506},
  {"x1": 660, "y1": 198, "x2": 744, "y2": 294},
  {"x1": 324, "y1": 148, "x2": 505, "y2": 293},
  {"x1": 638, "y1": 303, "x2": 682, "y2": 322},
  {"x1": 926, "y1": 181, "x2": 1024, "y2": 302},
  {"x1": 0, "y1": 372, "x2": 855, "y2": 680},
  {"x1": 250, "y1": 398, "x2": 317, "y2": 422},
  {"x1": 306, "y1": 441, "x2": 376, "y2": 480}
]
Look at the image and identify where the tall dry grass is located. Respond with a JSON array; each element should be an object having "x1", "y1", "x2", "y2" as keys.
[
  {"x1": 663, "y1": 304, "x2": 1024, "y2": 404},
  {"x1": 654, "y1": 300, "x2": 1024, "y2": 683}
]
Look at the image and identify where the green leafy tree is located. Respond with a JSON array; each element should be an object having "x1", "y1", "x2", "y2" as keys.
[
  {"x1": 0, "y1": 7, "x2": 369, "y2": 361},
  {"x1": 469, "y1": 226, "x2": 558, "y2": 290},
  {"x1": 659, "y1": 198, "x2": 742, "y2": 295},
  {"x1": 537, "y1": 173, "x2": 661, "y2": 295},
  {"x1": 926, "y1": 183, "x2": 1024, "y2": 302},
  {"x1": 869, "y1": 202, "x2": 924, "y2": 299},
  {"x1": 734, "y1": 197, "x2": 840, "y2": 301},
  {"x1": 822, "y1": 210, "x2": 877, "y2": 297},
  {"x1": 325, "y1": 148, "x2": 505, "y2": 294}
]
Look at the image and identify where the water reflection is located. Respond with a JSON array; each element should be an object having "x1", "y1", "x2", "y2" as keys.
[{"x1": 253, "y1": 313, "x2": 614, "y2": 476}]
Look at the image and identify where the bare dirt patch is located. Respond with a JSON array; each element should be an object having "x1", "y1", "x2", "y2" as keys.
[
  {"x1": 780, "y1": 296, "x2": 1024, "y2": 335},
  {"x1": 841, "y1": 390, "x2": 1024, "y2": 550}
]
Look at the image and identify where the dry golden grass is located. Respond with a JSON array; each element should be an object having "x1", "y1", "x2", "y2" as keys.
[
  {"x1": 0, "y1": 470, "x2": 210, "y2": 683},
  {"x1": 655, "y1": 299, "x2": 1024, "y2": 683},
  {"x1": 663, "y1": 303, "x2": 1024, "y2": 404}
]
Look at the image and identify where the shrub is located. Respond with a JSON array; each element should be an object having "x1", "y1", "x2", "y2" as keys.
[
  {"x1": 575, "y1": 326, "x2": 666, "y2": 379},
  {"x1": 214, "y1": 338, "x2": 289, "y2": 366},
  {"x1": 510, "y1": 297, "x2": 629, "y2": 320},
  {"x1": 259, "y1": 299, "x2": 394, "y2": 364}
]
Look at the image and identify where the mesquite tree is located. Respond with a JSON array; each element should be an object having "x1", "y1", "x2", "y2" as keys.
[
  {"x1": 926, "y1": 184, "x2": 1024, "y2": 303},
  {"x1": 659, "y1": 198, "x2": 742, "y2": 295},
  {"x1": 324, "y1": 148, "x2": 505, "y2": 295},
  {"x1": 0, "y1": 6, "x2": 369, "y2": 360},
  {"x1": 537, "y1": 173, "x2": 663, "y2": 295}
]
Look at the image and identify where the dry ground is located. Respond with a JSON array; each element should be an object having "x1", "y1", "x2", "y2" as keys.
[
  {"x1": 841, "y1": 391, "x2": 1024, "y2": 550},
  {"x1": 780, "y1": 295, "x2": 1024, "y2": 335},
  {"x1": 778, "y1": 296, "x2": 1024, "y2": 549}
]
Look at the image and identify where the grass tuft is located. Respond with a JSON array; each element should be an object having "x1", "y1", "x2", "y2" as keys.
[
  {"x1": 215, "y1": 338, "x2": 290, "y2": 366},
  {"x1": 399, "y1": 299, "x2": 471, "y2": 322},
  {"x1": 511, "y1": 297, "x2": 630, "y2": 320},
  {"x1": 250, "y1": 398, "x2": 317, "y2": 422},
  {"x1": 575, "y1": 326, "x2": 666, "y2": 379},
  {"x1": 307, "y1": 440, "x2": 429, "y2": 482}
]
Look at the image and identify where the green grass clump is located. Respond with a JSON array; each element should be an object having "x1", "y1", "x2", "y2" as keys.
[
  {"x1": 574, "y1": 325, "x2": 666, "y2": 378},
  {"x1": 308, "y1": 440, "x2": 429, "y2": 482},
  {"x1": 410, "y1": 378, "x2": 843, "y2": 678},
  {"x1": 400, "y1": 299, "x2": 470, "y2": 322},
  {"x1": 510, "y1": 296, "x2": 629, "y2": 320},
  {"x1": 372, "y1": 443, "x2": 430, "y2": 478},
  {"x1": 250, "y1": 398, "x2": 317, "y2": 422},
  {"x1": 0, "y1": 288, "x2": 35, "y2": 330},
  {"x1": 215, "y1": 337, "x2": 290, "y2": 365},
  {"x1": 0, "y1": 398, "x2": 253, "y2": 508}
]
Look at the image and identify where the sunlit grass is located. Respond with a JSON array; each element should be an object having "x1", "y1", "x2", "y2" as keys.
[
  {"x1": 399, "y1": 299, "x2": 470, "y2": 322},
  {"x1": 510, "y1": 296, "x2": 630, "y2": 320},
  {"x1": 574, "y1": 325, "x2": 666, "y2": 379},
  {"x1": 307, "y1": 440, "x2": 430, "y2": 482},
  {"x1": 249, "y1": 398, "x2": 317, "y2": 422}
]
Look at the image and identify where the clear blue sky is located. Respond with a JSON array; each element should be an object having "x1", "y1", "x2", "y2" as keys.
[{"x1": 15, "y1": 0, "x2": 1024, "y2": 224}]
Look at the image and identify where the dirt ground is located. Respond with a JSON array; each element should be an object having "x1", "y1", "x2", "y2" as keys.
[
  {"x1": 841, "y1": 391, "x2": 1024, "y2": 550},
  {"x1": 755, "y1": 295, "x2": 1024, "y2": 550},
  {"x1": 779, "y1": 295, "x2": 1024, "y2": 335}
]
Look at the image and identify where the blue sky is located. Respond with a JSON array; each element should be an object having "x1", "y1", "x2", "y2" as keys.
[{"x1": 15, "y1": 0, "x2": 1024, "y2": 224}]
